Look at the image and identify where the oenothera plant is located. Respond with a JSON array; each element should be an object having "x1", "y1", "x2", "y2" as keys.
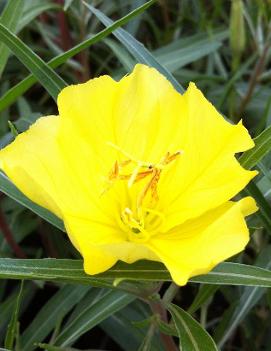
[{"x1": 1, "y1": 1, "x2": 271, "y2": 350}]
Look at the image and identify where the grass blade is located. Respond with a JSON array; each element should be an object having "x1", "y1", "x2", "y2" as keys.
[
  {"x1": 0, "y1": 23, "x2": 67, "y2": 100},
  {"x1": 4, "y1": 280, "x2": 24, "y2": 350},
  {"x1": 55, "y1": 290, "x2": 134, "y2": 346},
  {"x1": 84, "y1": 1, "x2": 185, "y2": 94},
  {"x1": 188, "y1": 285, "x2": 219, "y2": 314},
  {"x1": 217, "y1": 246, "x2": 271, "y2": 348},
  {"x1": 245, "y1": 181, "x2": 271, "y2": 234},
  {"x1": 21, "y1": 285, "x2": 89, "y2": 351},
  {"x1": 1, "y1": 259, "x2": 271, "y2": 288},
  {"x1": 0, "y1": 0, "x2": 24, "y2": 77},
  {"x1": 17, "y1": 1, "x2": 60, "y2": 32},
  {"x1": 157, "y1": 35, "x2": 227, "y2": 72},
  {"x1": 168, "y1": 303, "x2": 218, "y2": 350},
  {"x1": 239, "y1": 124, "x2": 271, "y2": 169}
]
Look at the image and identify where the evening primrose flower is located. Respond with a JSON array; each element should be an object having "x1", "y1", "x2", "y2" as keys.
[{"x1": 0, "y1": 64, "x2": 258, "y2": 285}]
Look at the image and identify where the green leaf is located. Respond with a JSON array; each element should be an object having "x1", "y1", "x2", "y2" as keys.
[
  {"x1": 217, "y1": 246, "x2": 271, "y2": 348},
  {"x1": 168, "y1": 303, "x2": 218, "y2": 351},
  {"x1": 35, "y1": 344, "x2": 68, "y2": 351},
  {"x1": 245, "y1": 181, "x2": 271, "y2": 233},
  {"x1": 0, "y1": 0, "x2": 157, "y2": 113},
  {"x1": 64, "y1": 0, "x2": 75, "y2": 11},
  {"x1": 188, "y1": 285, "x2": 219, "y2": 314},
  {"x1": 156, "y1": 31, "x2": 228, "y2": 73},
  {"x1": 0, "y1": 0, "x2": 24, "y2": 77},
  {"x1": 2, "y1": 259, "x2": 271, "y2": 288},
  {"x1": 17, "y1": 1, "x2": 60, "y2": 32},
  {"x1": 4, "y1": 280, "x2": 24, "y2": 350},
  {"x1": 137, "y1": 324, "x2": 156, "y2": 351},
  {"x1": 21, "y1": 285, "x2": 89, "y2": 351},
  {"x1": 7, "y1": 121, "x2": 18, "y2": 137},
  {"x1": 0, "y1": 282, "x2": 37, "y2": 336},
  {"x1": 0, "y1": 23, "x2": 67, "y2": 100},
  {"x1": 55, "y1": 290, "x2": 135, "y2": 346},
  {"x1": 155, "y1": 318, "x2": 178, "y2": 337},
  {"x1": 85, "y1": 1, "x2": 185, "y2": 94},
  {"x1": 101, "y1": 302, "x2": 163, "y2": 351},
  {"x1": 103, "y1": 38, "x2": 135, "y2": 71},
  {"x1": 0, "y1": 172, "x2": 64, "y2": 231},
  {"x1": 239, "y1": 124, "x2": 271, "y2": 169}
]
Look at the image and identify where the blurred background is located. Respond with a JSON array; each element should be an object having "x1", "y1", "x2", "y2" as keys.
[{"x1": 0, "y1": 0, "x2": 271, "y2": 350}]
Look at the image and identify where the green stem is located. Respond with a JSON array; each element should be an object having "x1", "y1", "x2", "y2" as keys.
[{"x1": 163, "y1": 282, "x2": 179, "y2": 304}]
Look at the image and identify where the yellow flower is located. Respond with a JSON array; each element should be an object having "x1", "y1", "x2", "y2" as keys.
[{"x1": 0, "y1": 64, "x2": 258, "y2": 285}]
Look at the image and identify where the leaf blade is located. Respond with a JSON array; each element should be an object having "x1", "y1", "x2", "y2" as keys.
[
  {"x1": 55, "y1": 290, "x2": 135, "y2": 346},
  {"x1": 168, "y1": 303, "x2": 218, "y2": 351},
  {"x1": 4, "y1": 280, "x2": 24, "y2": 350},
  {"x1": 21, "y1": 285, "x2": 89, "y2": 351},
  {"x1": 0, "y1": 0, "x2": 24, "y2": 77},
  {"x1": 1, "y1": 259, "x2": 271, "y2": 288},
  {"x1": 239, "y1": 124, "x2": 271, "y2": 169},
  {"x1": 0, "y1": 23, "x2": 67, "y2": 100}
]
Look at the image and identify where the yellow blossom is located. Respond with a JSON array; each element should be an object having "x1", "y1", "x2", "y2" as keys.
[{"x1": 0, "y1": 64, "x2": 258, "y2": 285}]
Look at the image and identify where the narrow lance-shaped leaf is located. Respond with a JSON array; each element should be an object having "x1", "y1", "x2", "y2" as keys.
[
  {"x1": 21, "y1": 285, "x2": 90, "y2": 351},
  {"x1": 4, "y1": 280, "x2": 24, "y2": 350},
  {"x1": 245, "y1": 181, "x2": 271, "y2": 234},
  {"x1": 217, "y1": 246, "x2": 271, "y2": 348},
  {"x1": 1, "y1": 259, "x2": 271, "y2": 288},
  {"x1": 0, "y1": 0, "x2": 24, "y2": 77},
  {"x1": 188, "y1": 285, "x2": 219, "y2": 314},
  {"x1": 55, "y1": 290, "x2": 135, "y2": 346},
  {"x1": 84, "y1": 1, "x2": 185, "y2": 94},
  {"x1": 0, "y1": 23, "x2": 67, "y2": 100},
  {"x1": 239, "y1": 126, "x2": 271, "y2": 234},
  {"x1": 239, "y1": 124, "x2": 271, "y2": 169},
  {"x1": 168, "y1": 303, "x2": 218, "y2": 351},
  {"x1": 17, "y1": 2, "x2": 60, "y2": 33}
]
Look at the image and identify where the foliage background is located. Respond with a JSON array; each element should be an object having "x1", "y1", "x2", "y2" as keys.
[{"x1": 0, "y1": 0, "x2": 271, "y2": 350}]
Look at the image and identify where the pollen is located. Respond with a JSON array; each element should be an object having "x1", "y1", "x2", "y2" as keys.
[{"x1": 104, "y1": 143, "x2": 183, "y2": 240}]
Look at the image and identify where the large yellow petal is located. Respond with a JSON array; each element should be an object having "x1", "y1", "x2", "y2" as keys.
[
  {"x1": 56, "y1": 65, "x2": 187, "y2": 208},
  {"x1": 0, "y1": 116, "x2": 62, "y2": 218},
  {"x1": 158, "y1": 83, "x2": 257, "y2": 230},
  {"x1": 147, "y1": 197, "x2": 257, "y2": 286},
  {"x1": 57, "y1": 64, "x2": 186, "y2": 165},
  {"x1": 63, "y1": 213, "x2": 159, "y2": 274},
  {"x1": 0, "y1": 116, "x2": 118, "y2": 251},
  {"x1": 57, "y1": 64, "x2": 256, "y2": 231}
]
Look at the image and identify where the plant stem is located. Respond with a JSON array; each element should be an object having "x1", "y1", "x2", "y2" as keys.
[
  {"x1": 56, "y1": 0, "x2": 73, "y2": 51},
  {"x1": 163, "y1": 282, "x2": 179, "y2": 304},
  {"x1": 148, "y1": 299, "x2": 178, "y2": 351},
  {"x1": 0, "y1": 204, "x2": 26, "y2": 258},
  {"x1": 238, "y1": 28, "x2": 271, "y2": 117}
]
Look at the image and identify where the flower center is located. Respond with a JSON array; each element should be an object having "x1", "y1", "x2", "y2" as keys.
[{"x1": 104, "y1": 143, "x2": 183, "y2": 242}]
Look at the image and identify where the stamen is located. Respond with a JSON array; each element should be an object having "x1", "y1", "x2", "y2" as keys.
[
  {"x1": 128, "y1": 163, "x2": 142, "y2": 188},
  {"x1": 107, "y1": 141, "x2": 152, "y2": 168},
  {"x1": 105, "y1": 143, "x2": 183, "y2": 235}
]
